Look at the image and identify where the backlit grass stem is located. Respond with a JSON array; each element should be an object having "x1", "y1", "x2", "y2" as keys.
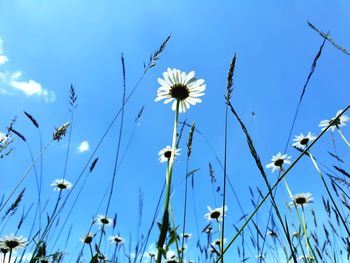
[{"x1": 156, "y1": 100, "x2": 180, "y2": 263}]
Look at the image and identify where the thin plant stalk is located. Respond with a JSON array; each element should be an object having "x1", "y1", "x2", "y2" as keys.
[
  {"x1": 156, "y1": 100, "x2": 180, "y2": 263},
  {"x1": 283, "y1": 178, "x2": 312, "y2": 259},
  {"x1": 337, "y1": 128, "x2": 350, "y2": 147},
  {"x1": 0, "y1": 140, "x2": 53, "y2": 214}
]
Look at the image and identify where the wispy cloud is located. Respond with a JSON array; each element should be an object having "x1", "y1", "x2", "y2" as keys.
[
  {"x1": 77, "y1": 140, "x2": 89, "y2": 153},
  {"x1": 0, "y1": 37, "x2": 56, "y2": 102}
]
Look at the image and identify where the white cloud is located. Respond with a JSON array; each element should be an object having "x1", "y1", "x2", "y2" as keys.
[
  {"x1": 0, "y1": 37, "x2": 56, "y2": 102},
  {"x1": 0, "y1": 38, "x2": 8, "y2": 65},
  {"x1": 0, "y1": 55, "x2": 8, "y2": 65},
  {"x1": 10, "y1": 80, "x2": 42, "y2": 95},
  {"x1": 78, "y1": 140, "x2": 89, "y2": 153}
]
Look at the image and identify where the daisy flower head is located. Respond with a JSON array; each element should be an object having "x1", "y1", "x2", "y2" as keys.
[
  {"x1": 297, "y1": 255, "x2": 315, "y2": 262},
  {"x1": 319, "y1": 109, "x2": 349, "y2": 132},
  {"x1": 81, "y1": 232, "x2": 94, "y2": 244},
  {"x1": 292, "y1": 132, "x2": 316, "y2": 150},
  {"x1": 267, "y1": 230, "x2": 278, "y2": 238},
  {"x1": 147, "y1": 250, "x2": 156, "y2": 259},
  {"x1": 158, "y1": 145, "x2": 181, "y2": 163},
  {"x1": 204, "y1": 205, "x2": 228, "y2": 221},
  {"x1": 211, "y1": 238, "x2": 227, "y2": 247},
  {"x1": 290, "y1": 192, "x2": 313, "y2": 208},
  {"x1": 293, "y1": 231, "x2": 300, "y2": 238},
  {"x1": 51, "y1": 179, "x2": 73, "y2": 191},
  {"x1": 255, "y1": 254, "x2": 265, "y2": 261},
  {"x1": 95, "y1": 215, "x2": 113, "y2": 227},
  {"x1": 181, "y1": 232, "x2": 192, "y2": 239},
  {"x1": 166, "y1": 250, "x2": 179, "y2": 263},
  {"x1": 266, "y1": 152, "x2": 291, "y2": 173},
  {"x1": 0, "y1": 132, "x2": 9, "y2": 144},
  {"x1": 155, "y1": 68, "x2": 206, "y2": 113},
  {"x1": 109, "y1": 235, "x2": 125, "y2": 245},
  {"x1": 0, "y1": 234, "x2": 27, "y2": 251}
]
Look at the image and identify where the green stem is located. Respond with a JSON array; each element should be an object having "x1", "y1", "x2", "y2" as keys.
[
  {"x1": 169, "y1": 203, "x2": 181, "y2": 261},
  {"x1": 283, "y1": 170, "x2": 316, "y2": 261},
  {"x1": 156, "y1": 100, "x2": 180, "y2": 263},
  {"x1": 337, "y1": 128, "x2": 350, "y2": 147}
]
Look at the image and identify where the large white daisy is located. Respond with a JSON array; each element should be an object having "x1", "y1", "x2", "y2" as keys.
[
  {"x1": 319, "y1": 109, "x2": 349, "y2": 132},
  {"x1": 266, "y1": 152, "x2": 291, "y2": 173},
  {"x1": 155, "y1": 68, "x2": 206, "y2": 113}
]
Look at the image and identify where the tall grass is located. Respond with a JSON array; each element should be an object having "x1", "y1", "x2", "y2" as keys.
[{"x1": 0, "y1": 24, "x2": 349, "y2": 263}]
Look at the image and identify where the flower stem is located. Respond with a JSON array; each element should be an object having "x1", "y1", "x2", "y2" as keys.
[
  {"x1": 337, "y1": 128, "x2": 350, "y2": 147},
  {"x1": 283, "y1": 174, "x2": 313, "y2": 260},
  {"x1": 156, "y1": 100, "x2": 180, "y2": 263}
]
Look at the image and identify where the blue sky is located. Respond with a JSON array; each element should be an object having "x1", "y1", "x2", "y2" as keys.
[{"x1": 0, "y1": 1, "x2": 350, "y2": 261}]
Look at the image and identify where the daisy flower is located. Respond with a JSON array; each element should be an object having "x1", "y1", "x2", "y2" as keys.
[
  {"x1": 0, "y1": 132, "x2": 9, "y2": 144},
  {"x1": 95, "y1": 215, "x2": 113, "y2": 227},
  {"x1": 155, "y1": 68, "x2": 206, "y2": 113},
  {"x1": 80, "y1": 232, "x2": 94, "y2": 244},
  {"x1": 0, "y1": 234, "x2": 27, "y2": 251},
  {"x1": 290, "y1": 192, "x2": 313, "y2": 208},
  {"x1": 255, "y1": 254, "x2": 265, "y2": 260},
  {"x1": 297, "y1": 255, "x2": 315, "y2": 262},
  {"x1": 211, "y1": 238, "x2": 227, "y2": 247},
  {"x1": 267, "y1": 230, "x2": 278, "y2": 238},
  {"x1": 166, "y1": 250, "x2": 179, "y2": 263},
  {"x1": 204, "y1": 206, "x2": 228, "y2": 221},
  {"x1": 158, "y1": 145, "x2": 181, "y2": 163},
  {"x1": 181, "y1": 232, "x2": 192, "y2": 239},
  {"x1": 293, "y1": 231, "x2": 300, "y2": 238},
  {"x1": 319, "y1": 109, "x2": 349, "y2": 132},
  {"x1": 98, "y1": 253, "x2": 107, "y2": 261},
  {"x1": 109, "y1": 235, "x2": 125, "y2": 245},
  {"x1": 51, "y1": 179, "x2": 73, "y2": 191},
  {"x1": 203, "y1": 225, "x2": 213, "y2": 234},
  {"x1": 292, "y1": 132, "x2": 316, "y2": 149},
  {"x1": 266, "y1": 152, "x2": 291, "y2": 172},
  {"x1": 147, "y1": 251, "x2": 156, "y2": 259}
]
